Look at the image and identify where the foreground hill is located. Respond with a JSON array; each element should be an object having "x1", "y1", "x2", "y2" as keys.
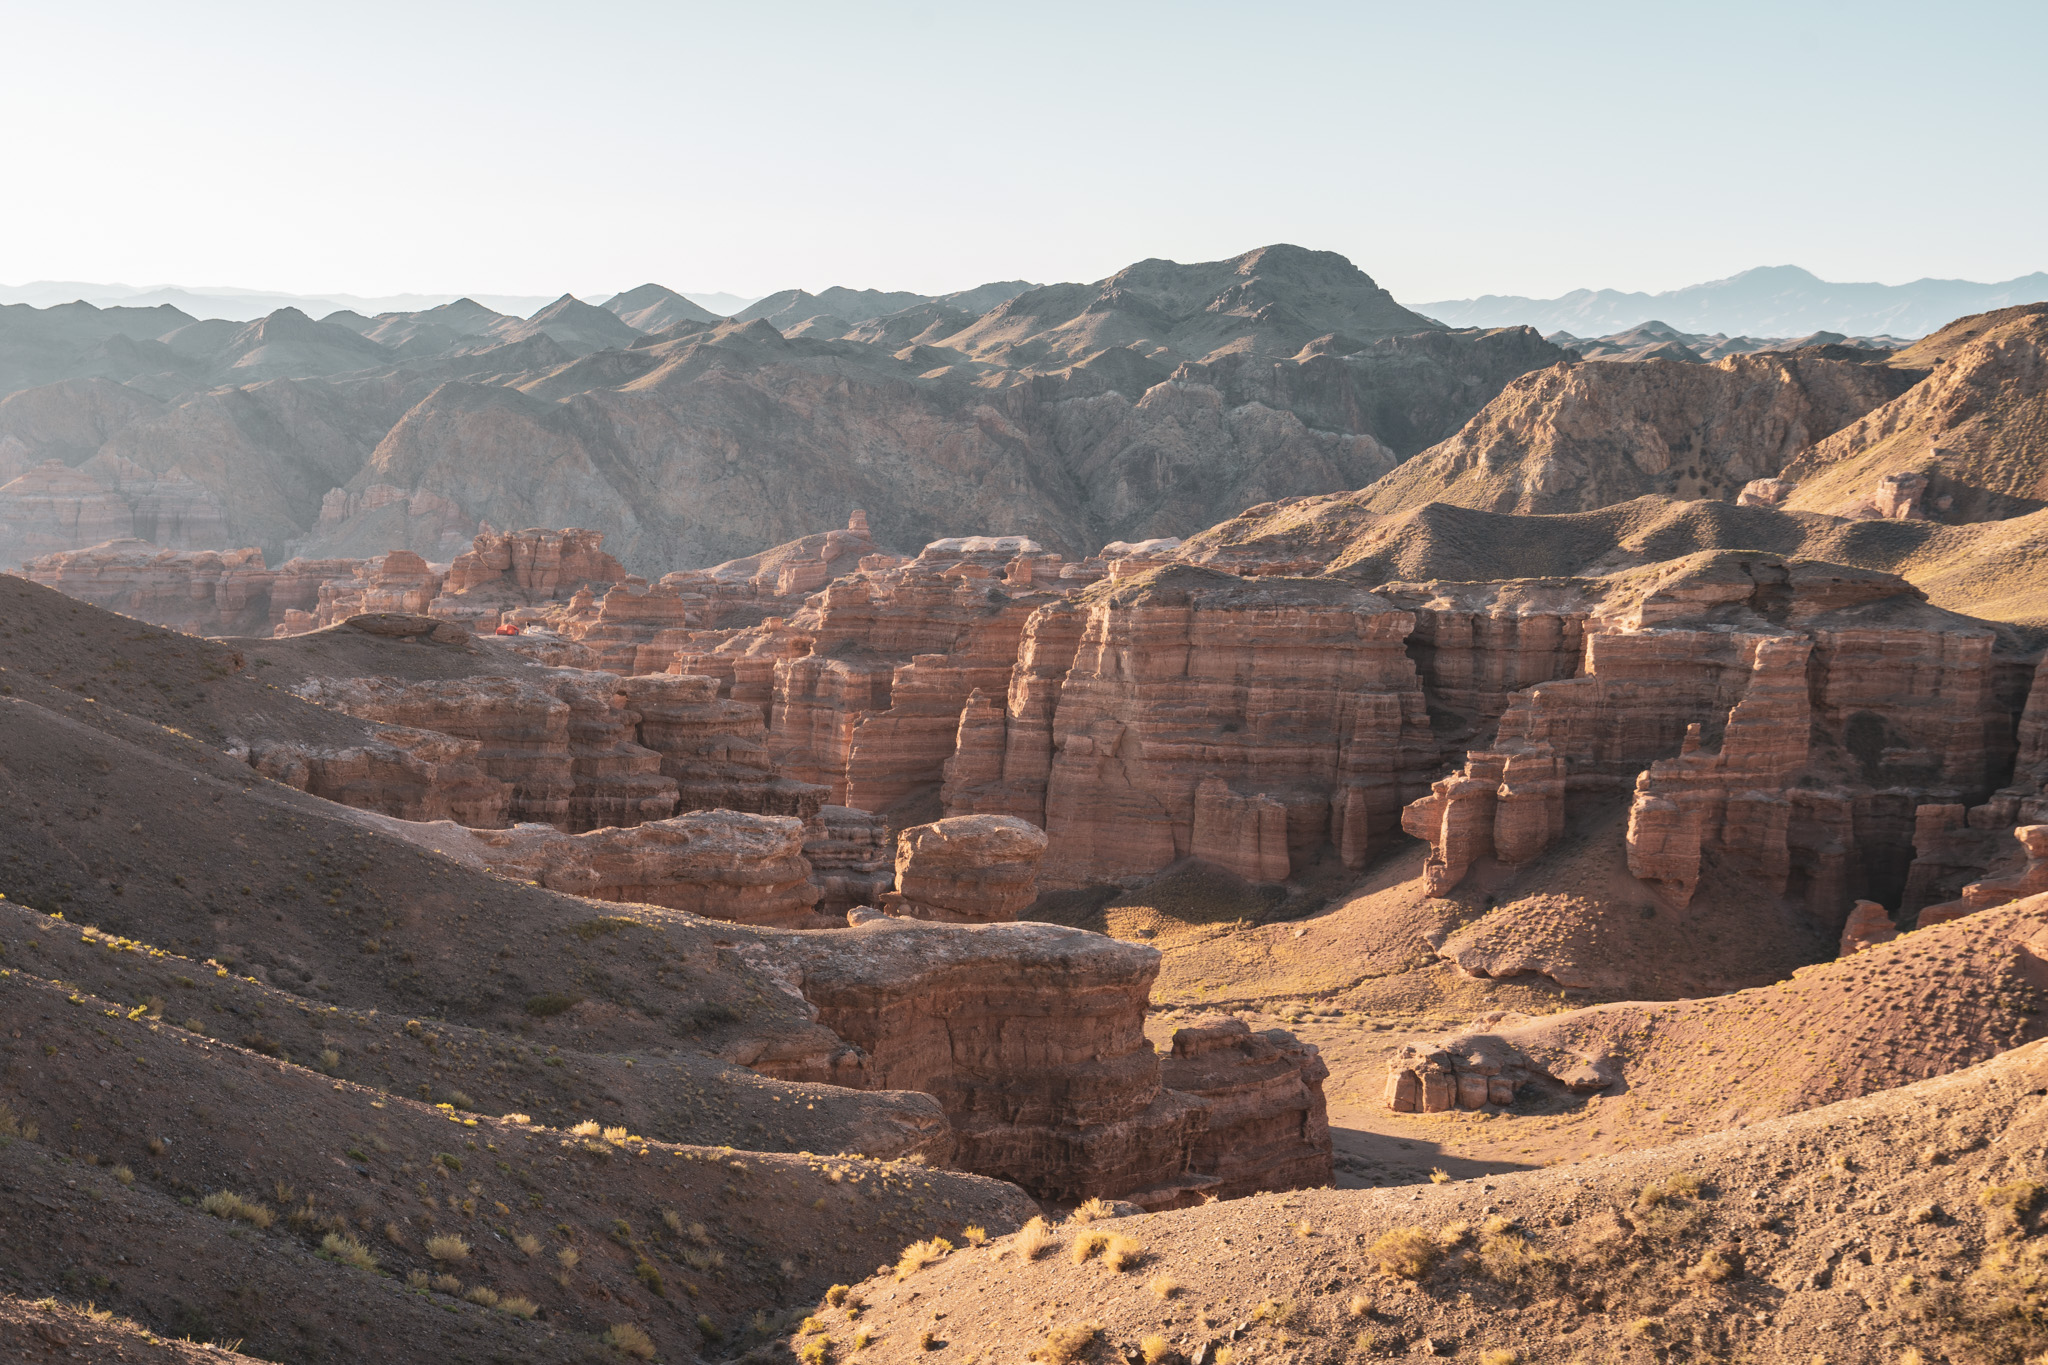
[{"x1": 840, "y1": 1035, "x2": 2048, "y2": 1365}]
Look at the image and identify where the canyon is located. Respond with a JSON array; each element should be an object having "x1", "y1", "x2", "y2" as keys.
[{"x1": 6, "y1": 272, "x2": 2048, "y2": 1365}]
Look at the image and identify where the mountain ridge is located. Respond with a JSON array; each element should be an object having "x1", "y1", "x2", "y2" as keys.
[{"x1": 1422, "y1": 263, "x2": 2048, "y2": 339}]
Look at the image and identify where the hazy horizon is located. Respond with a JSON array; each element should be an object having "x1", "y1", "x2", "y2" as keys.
[{"x1": 5, "y1": 1, "x2": 2042, "y2": 305}]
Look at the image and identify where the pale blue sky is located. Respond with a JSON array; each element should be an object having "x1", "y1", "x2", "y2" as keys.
[{"x1": 3, "y1": 0, "x2": 2041, "y2": 303}]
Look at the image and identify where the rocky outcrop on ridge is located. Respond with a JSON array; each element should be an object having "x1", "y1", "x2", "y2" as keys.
[
  {"x1": 880, "y1": 814, "x2": 1048, "y2": 922},
  {"x1": 459, "y1": 810, "x2": 825, "y2": 926}
]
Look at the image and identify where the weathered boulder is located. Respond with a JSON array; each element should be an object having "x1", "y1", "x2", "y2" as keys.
[
  {"x1": 477, "y1": 811, "x2": 822, "y2": 926},
  {"x1": 1839, "y1": 899, "x2": 1899, "y2": 955},
  {"x1": 881, "y1": 815, "x2": 1049, "y2": 923},
  {"x1": 1159, "y1": 1016, "x2": 1333, "y2": 1199}
]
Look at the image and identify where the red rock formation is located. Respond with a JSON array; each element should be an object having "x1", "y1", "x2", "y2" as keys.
[
  {"x1": 941, "y1": 600, "x2": 1087, "y2": 827},
  {"x1": 549, "y1": 670, "x2": 678, "y2": 831},
  {"x1": 619, "y1": 673, "x2": 813, "y2": 816},
  {"x1": 294, "y1": 672, "x2": 580, "y2": 825},
  {"x1": 805, "y1": 805, "x2": 895, "y2": 914},
  {"x1": 269, "y1": 556, "x2": 373, "y2": 633},
  {"x1": 21, "y1": 539, "x2": 275, "y2": 635},
  {"x1": 0, "y1": 460, "x2": 133, "y2": 565},
  {"x1": 475, "y1": 811, "x2": 823, "y2": 926},
  {"x1": 1157, "y1": 1016, "x2": 1332, "y2": 1200},
  {"x1": 768, "y1": 918, "x2": 1331, "y2": 1204},
  {"x1": 1398, "y1": 556, "x2": 2016, "y2": 924},
  {"x1": 310, "y1": 550, "x2": 444, "y2": 626},
  {"x1": 1402, "y1": 742, "x2": 1565, "y2": 894},
  {"x1": 245, "y1": 727, "x2": 510, "y2": 827},
  {"x1": 1033, "y1": 566, "x2": 1436, "y2": 887},
  {"x1": 1382, "y1": 1033, "x2": 1531, "y2": 1113},
  {"x1": 880, "y1": 815, "x2": 1048, "y2": 923},
  {"x1": 1919, "y1": 826, "x2": 2048, "y2": 926},
  {"x1": 429, "y1": 527, "x2": 627, "y2": 630},
  {"x1": 1839, "y1": 899, "x2": 1900, "y2": 955},
  {"x1": 1377, "y1": 580, "x2": 1590, "y2": 748}
]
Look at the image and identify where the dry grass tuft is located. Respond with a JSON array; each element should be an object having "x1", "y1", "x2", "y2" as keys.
[
  {"x1": 1017, "y1": 1215, "x2": 1055, "y2": 1261},
  {"x1": 1253, "y1": 1299, "x2": 1298, "y2": 1327},
  {"x1": 1370, "y1": 1227, "x2": 1437, "y2": 1280},
  {"x1": 199, "y1": 1191, "x2": 273, "y2": 1229},
  {"x1": 1140, "y1": 1334, "x2": 1172, "y2": 1363},
  {"x1": 320, "y1": 1233, "x2": 378, "y2": 1272},
  {"x1": 1479, "y1": 1350, "x2": 1522, "y2": 1365},
  {"x1": 1148, "y1": 1274, "x2": 1180, "y2": 1301},
  {"x1": 962, "y1": 1225, "x2": 989, "y2": 1247},
  {"x1": 1070, "y1": 1229, "x2": 1111, "y2": 1265},
  {"x1": 1428, "y1": 1167, "x2": 1451, "y2": 1184},
  {"x1": 499, "y1": 1296, "x2": 538, "y2": 1319},
  {"x1": 826, "y1": 1284, "x2": 851, "y2": 1307},
  {"x1": 513, "y1": 1232, "x2": 541, "y2": 1257},
  {"x1": 603, "y1": 1322, "x2": 656, "y2": 1359},
  {"x1": 895, "y1": 1237, "x2": 953, "y2": 1279},
  {"x1": 425, "y1": 1233, "x2": 471, "y2": 1262},
  {"x1": 557, "y1": 1246, "x2": 580, "y2": 1270},
  {"x1": 1689, "y1": 1244, "x2": 1744, "y2": 1283},
  {"x1": 1069, "y1": 1197, "x2": 1116, "y2": 1224},
  {"x1": 1103, "y1": 1235, "x2": 1145, "y2": 1271},
  {"x1": 0, "y1": 1103, "x2": 40, "y2": 1142},
  {"x1": 465, "y1": 1285, "x2": 500, "y2": 1308},
  {"x1": 1346, "y1": 1294, "x2": 1371, "y2": 1317},
  {"x1": 1030, "y1": 1323, "x2": 1101, "y2": 1365}
]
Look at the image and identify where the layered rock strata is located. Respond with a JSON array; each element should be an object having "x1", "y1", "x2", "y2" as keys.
[
  {"x1": 1919, "y1": 825, "x2": 2048, "y2": 926},
  {"x1": 1021, "y1": 566, "x2": 1437, "y2": 887},
  {"x1": 880, "y1": 815, "x2": 1049, "y2": 923},
  {"x1": 21, "y1": 539, "x2": 277, "y2": 635},
  {"x1": 245, "y1": 726, "x2": 511, "y2": 827},
  {"x1": 1400, "y1": 555, "x2": 2020, "y2": 924},
  {"x1": 475, "y1": 811, "x2": 824, "y2": 926},
  {"x1": 1157, "y1": 1016, "x2": 1333, "y2": 1199},
  {"x1": 768, "y1": 918, "x2": 1333, "y2": 1204}
]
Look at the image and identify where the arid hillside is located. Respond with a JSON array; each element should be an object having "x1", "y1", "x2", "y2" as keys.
[{"x1": 0, "y1": 246, "x2": 1570, "y2": 574}]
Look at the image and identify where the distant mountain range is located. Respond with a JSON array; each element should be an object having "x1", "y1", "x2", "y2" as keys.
[
  {"x1": 0, "y1": 281, "x2": 761, "y2": 323},
  {"x1": 1417, "y1": 265, "x2": 2048, "y2": 340}
]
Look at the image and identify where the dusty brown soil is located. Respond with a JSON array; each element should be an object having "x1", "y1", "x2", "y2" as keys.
[
  {"x1": 0, "y1": 1292, "x2": 269, "y2": 1362},
  {"x1": 834, "y1": 1039, "x2": 2048, "y2": 1365}
]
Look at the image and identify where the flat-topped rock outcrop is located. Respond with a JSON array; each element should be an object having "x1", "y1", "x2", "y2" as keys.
[{"x1": 880, "y1": 814, "x2": 1048, "y2": 922}]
